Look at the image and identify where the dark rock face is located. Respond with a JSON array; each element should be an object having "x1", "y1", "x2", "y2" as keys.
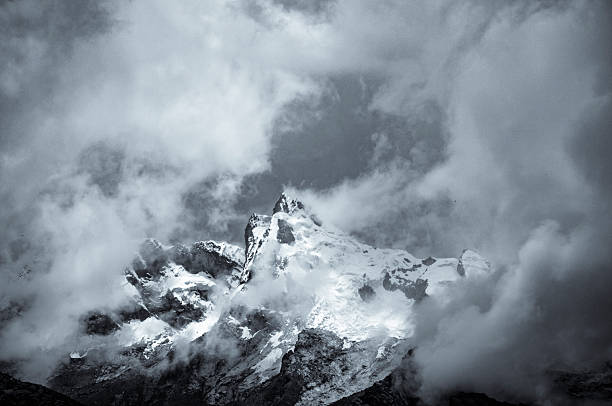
[
  {"x1": 242, "y1": 213, "x2": 271, "y2": 282},
  {"x1": 551, "y1": 363, "x2": 612, "y2": 401},
  {"x1": 456, "y1": 254, "x2": 466, "y2": 276},
  {"x1": 234, "y1": 328, "x2": 346, "y2": 405},
  {"x1": 358, "y1": 284, "x2": 376, "y2": 302},
  {"x1": 232, "y1": 328, "x2": 411, "y2": 406},
  {"x1": 125, "y1": 266, "x2": 210, "y2": 327},
  {"x1": 1, "y1": 372, "x2": 82, "y2": 405},
  {"x1": 422, "y1": 257, "x2": 436, "y2": 266},
  {"x1": 272, "y1": 193, "x2": 304, "y2": 215},
  {"x1": 383, "y1": 272, "x2": 428, "y2": 301},
  {"x1": 244, "y1": 214, "x2": 270, "y2": 260},
  {"x1": 157, "y1": 291, "x2": 207, "y2": 329},
  {"x1": 49, "y1": 306, "x2": 296, "y2": 406},
  {"x1": 330, "y1": 370, "x2": 419, "y2": 406},
  {"x1": 276, "y1": 219, "x2": 295, "y2": 245},
  {"x1": 121, "y1": 237, "x2": 243, "y2": 329},
  {"x1": 118, "y1": 303, "x2": 151, "y2": 323},
  {"x1": 190, "y1": 241, "x2": 241, "y2": 277},
  {"x1": 134, "y1": 239, "x2": 243, "y2": 282},
  {"x1": 134, "y1": 239, "x2": 168, "y2": 278},
  {"x1": 83, "y1": 313, "x2": 119, "y2": 336}
]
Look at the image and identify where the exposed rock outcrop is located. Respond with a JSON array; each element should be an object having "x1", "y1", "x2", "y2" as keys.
[
  {"x1": 41, "y1": 193, "x2": 539, "y2": 405},
  {"x1": 1, "y1": 372, "x2": 82, "y2": 406}
]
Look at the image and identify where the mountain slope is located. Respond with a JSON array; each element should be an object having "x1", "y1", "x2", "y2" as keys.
[
  {"x1": 1, "y1": 372, "x2": 82, "y2": 406},
  {"x1": 47, "y1": 193, "x2": 491, "y2": 405}
]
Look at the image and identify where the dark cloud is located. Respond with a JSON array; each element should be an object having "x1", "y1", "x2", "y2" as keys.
[
  {"x1": 228, "y1": 75, "x2": 449, "y2": 237},
  {"x1": 271, "y1": 0, "x2": 336, "y2": 17},
  {"x1": 0, "y1": 1, "x2": 611, "y2": 402}
]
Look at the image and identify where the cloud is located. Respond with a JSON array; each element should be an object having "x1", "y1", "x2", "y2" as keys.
[
  {"x1": 0, "y1": 0, "x2": 317, "y2": 380},
  {"x1": 1, "y1": 1, "x2": 611, "y2": 401},
  {"x1": 290, "y1": 0, "x2": 612, "y2": 402}
]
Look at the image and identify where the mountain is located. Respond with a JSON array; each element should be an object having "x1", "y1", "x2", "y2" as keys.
[
  {"x1": 42, "y1": 193, "x2": 496, "y2": 405},
  {"x1": 0, "y1": 372, "x2": 82, "y2": 406}
]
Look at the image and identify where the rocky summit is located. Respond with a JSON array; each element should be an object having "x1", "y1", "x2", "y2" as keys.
[{"x1": 41, "y1": 193, "x2": 501, "y2": 405}]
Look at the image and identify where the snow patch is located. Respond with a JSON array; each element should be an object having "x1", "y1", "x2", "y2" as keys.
[
  {"x1": 253, "y1": 347, "x2": 284, "y2": 374},
  {"x1": 240, "y1": 326, "x2": 254, "y2": 340}
]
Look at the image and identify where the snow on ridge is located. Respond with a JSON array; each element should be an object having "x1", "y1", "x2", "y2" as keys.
[{"x1": 71, "y1": 192, "x2": 490, "y2": 376}]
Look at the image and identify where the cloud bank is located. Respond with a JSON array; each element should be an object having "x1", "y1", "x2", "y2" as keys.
[
  {"x1": 290, "y1": 0, "x2": 612, "y2": 402},
  {"x1": 1, "y1": 0, "x2": 611, "y2": 402},
  {"x1": 0, "y1": 0, "x2": 316, "y2": 379}
]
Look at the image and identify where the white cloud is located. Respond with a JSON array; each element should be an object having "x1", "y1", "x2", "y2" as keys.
[
  {"x1": 291, "y1": 1, "x2": 612, "y2": 401},
  {"x1": 1, "y1": 1, "x2": 611, "y2": 399}
]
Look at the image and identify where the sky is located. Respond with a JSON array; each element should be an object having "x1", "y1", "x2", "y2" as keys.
[{"x1": 0, "y1": 0, "x2": 611, "y2": 402}]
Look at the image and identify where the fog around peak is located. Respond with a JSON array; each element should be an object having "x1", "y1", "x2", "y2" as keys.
[{"x1": 1, "y1": 0, "x2": 611, "y2": 402}]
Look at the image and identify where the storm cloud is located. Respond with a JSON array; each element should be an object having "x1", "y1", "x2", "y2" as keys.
[
  {"x1": 1, "y1": 0, "x2": 611, "y2": 402},
  {"x1": 290, "y1": 0, "x2": 612, "y2": 403}
]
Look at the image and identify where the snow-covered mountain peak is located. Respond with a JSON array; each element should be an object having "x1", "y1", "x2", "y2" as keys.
[
  {"x1": 236, "y1": 194, "x2": 473, "y2": 345},
  {"x1": 243, "y1": 192, "x2": 319, "y2": 282},
  {"x1": 52, "y1": 193, "x2": 493, "y2": 405},
  {"x1": 272, "y1": 192, "x2": 306, "y2": 215}
]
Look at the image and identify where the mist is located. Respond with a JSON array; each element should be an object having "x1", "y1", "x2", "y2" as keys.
[
  {"x1": 1, "y1": 0, "x2": 611, "y2": 402},
  {"x1": 292, "y1": 0, "x2": 612, "y2": 402},
  {"x1": 0, "y1": 0, "x2": 315, "y2": 379}
]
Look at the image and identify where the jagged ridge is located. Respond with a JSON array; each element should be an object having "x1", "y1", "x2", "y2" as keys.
[{"x1": 47, "y1": 193, "x2": 492, "y2": 405}]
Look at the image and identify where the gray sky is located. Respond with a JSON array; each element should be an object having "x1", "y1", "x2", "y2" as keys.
[{"x1": 1, "y1": 0, "x2": 611, "y2": 401}]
